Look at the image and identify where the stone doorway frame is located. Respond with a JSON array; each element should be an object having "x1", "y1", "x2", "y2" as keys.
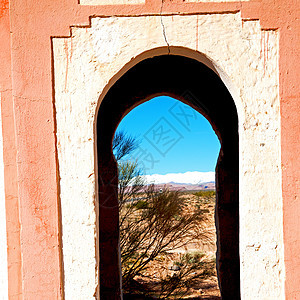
[{"x1": 53, "y1": 15, "x2": 284, "y2": 298}]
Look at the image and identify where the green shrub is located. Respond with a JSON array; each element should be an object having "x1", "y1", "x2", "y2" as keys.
[
  {"x1": 133, "y1": 200, "x2": 149, "y2": 209},
  {"x1": 194, "y1": 190, "x2": 216, "y2": 198}
]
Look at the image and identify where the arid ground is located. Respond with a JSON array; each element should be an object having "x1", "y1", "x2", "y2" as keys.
[{"x1": 122, "y1": 191, "x2": 221, "y2": 299}]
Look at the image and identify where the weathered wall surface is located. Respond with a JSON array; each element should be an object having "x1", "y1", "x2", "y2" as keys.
[
  {"x1": 0, "y1": 98, "x2": 8, "y2": 300},
  {"x1": 185, "y1": 0, "x2": 250, "y2": 2},
  {"x1": 80, "y1": 0, "x2": 145, "y2": 5},
  {"x1": 53, "y1": 13, "x2": 284, "y2": 299},
  {"x1": 80, "y1": 0, "x2": 248, "y2": 4},
  {"x1": 0, "y1": 1, "x2": 21, "y2": 298}
]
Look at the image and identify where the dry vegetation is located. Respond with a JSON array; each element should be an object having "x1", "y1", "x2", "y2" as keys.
[
  {"x1": 120, "y1": 189, "x2": 221, "y2": 299},
  {"x1": 114, "y1": 131, "x2": 220, "y2": 299}
]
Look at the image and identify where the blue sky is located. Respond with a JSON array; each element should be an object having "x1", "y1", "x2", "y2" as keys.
[{"x1": 116, "y1": 96, "x2": 220, "y2": 175}]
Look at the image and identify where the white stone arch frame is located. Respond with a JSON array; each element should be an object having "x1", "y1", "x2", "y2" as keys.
[{"x1": 53, "y1": 13, "x2": 284, "y2": 299}]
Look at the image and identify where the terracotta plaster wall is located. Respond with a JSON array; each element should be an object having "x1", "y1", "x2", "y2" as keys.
[
  {"x1": 0, "y1": 0, "x2": 22, "y2": 298},
  {"x1": 0, "y1": 0, "x2": 299, "y2": 299},
  {"x1": 278, "y1": 7, "x2": 300, "y2": 299},
  {"x1": 0, "y1": 97, "x2": 8, "y2": 300}
]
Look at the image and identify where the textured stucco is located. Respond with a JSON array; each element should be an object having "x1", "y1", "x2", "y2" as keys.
[
  {"x1": 186, "y1": 0, "x2": 249, "y2": 2},
  {"x1": 80, "y1": 0, "x2": 244, "y2": 3},
  {"x1": 0, "y1": 96, "x2": 8, "y2": 300},
  {"x1": 80, "y1": 0, "x2": 144, "y2": 4},
  {"x1": 53, "y1": 13, "x2": 284, "y2": 299}
]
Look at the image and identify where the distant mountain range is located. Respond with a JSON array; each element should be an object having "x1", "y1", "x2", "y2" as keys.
[
  {"x1": 140, "y1": 171, "x2": 215, "y2": 191},
  {"x1": 141, "y1": 171, "x2": 215, "y2": 185}
]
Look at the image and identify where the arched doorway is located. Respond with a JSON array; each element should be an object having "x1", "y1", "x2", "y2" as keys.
[{"x1": 96, "y1": 54, "x2": 239, "y2": 299}]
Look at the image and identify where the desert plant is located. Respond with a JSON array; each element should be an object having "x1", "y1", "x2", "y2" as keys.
[
  {"x1": 118, "y1": 160, "x2": 145, "y2": 208},
  {"x1": 158, "y1": 251, "x2": 215, "y2": 299},
  {"x1": 114, "y1": 130, "x2": 215, "y2": 298},
  {"x1": 194, "y1": 190, "x2": 216, "y2": 206},
  {"x1": 194, "y1": 190, "x2": 216, "y2": 199},
  {"x1": 133, "y1": 200, "x2": 149, "y2": 209},
  {"x1": 120, "y1": 185, "x2": 213, "y2": 295},
  {"x1": 113, "y1": 130, "x2": 139, "y2": 161}
]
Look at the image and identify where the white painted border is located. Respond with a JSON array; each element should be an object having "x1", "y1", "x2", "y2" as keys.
[
  {"x1": 0, "y1": 94, "x2": 8, "y2": 300},
  {"x1": 53, "y1": 13, "x2": 284, "y2": 299}
]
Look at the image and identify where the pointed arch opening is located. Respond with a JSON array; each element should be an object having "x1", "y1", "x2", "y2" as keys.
[{"x1": 96, "y1": 53, "x2": 239, "y2": 299}]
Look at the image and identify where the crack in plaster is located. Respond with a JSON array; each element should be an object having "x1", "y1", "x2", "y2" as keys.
[
  {"x1": 160, "y1": 0, "x2": 170, "y2": 54},
  {"x1": 13, "y1": 95, "x2": 44, "y2": 102},
  {"x1": 0, "y1": 89, "x2": 12, "y2": 93}
]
